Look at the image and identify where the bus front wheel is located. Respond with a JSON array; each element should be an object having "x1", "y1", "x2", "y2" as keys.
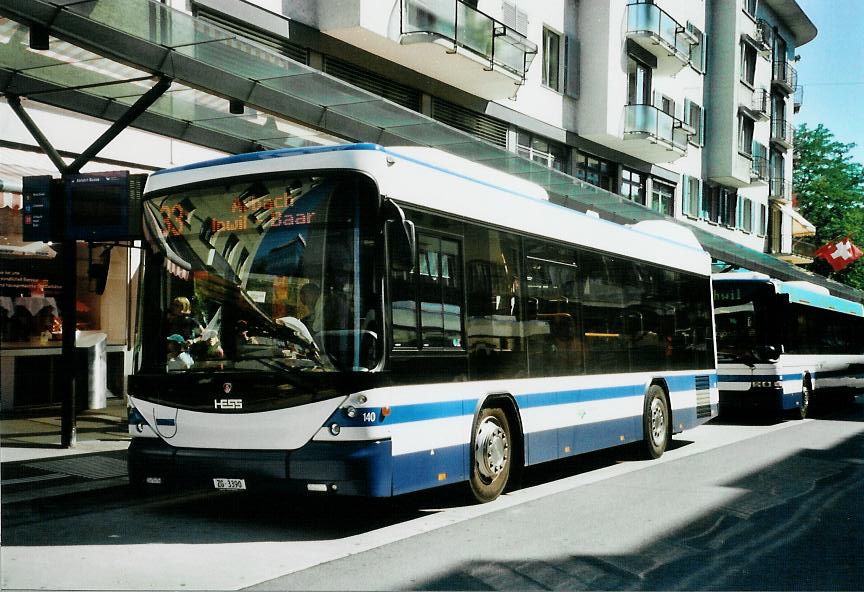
[
  {"x1": 642, "y1": 385, "x2": 670, "y2": 459},
  {"x1": 469, "y1": 407, "x2": 512, "y2": 503}
]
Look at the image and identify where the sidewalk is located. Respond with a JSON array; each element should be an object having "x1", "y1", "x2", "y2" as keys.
[{"x1": 1, "y1": 398, "x2": 131, "y2": 503}]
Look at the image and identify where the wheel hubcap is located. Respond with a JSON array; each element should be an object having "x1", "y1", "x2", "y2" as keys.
[
  {"x1": 475, "y1": 417, "x2": 508, "y2": 480},
  {"x1": 650, "y1": 398, "x2": 666, "y2": 445}
]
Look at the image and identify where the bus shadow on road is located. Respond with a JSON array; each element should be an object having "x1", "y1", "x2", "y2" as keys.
[{"x1": 409, "y1": 427, "x2": 864, "y2": 591}]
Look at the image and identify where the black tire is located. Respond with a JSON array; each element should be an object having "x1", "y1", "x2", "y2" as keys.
[
  {"x1": 787, "y1": 378, "x2": 811, "y2": 420},
  {"x1": 642, "y1": 385, "x2": 670, "y2": 459},
  {"x1": 469, "y1": 407, "x2": 512, "y2": 503}
]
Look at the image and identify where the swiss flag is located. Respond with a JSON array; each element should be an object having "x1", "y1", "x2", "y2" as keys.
[{"x1": 814, "y1": 237, "x2": 864, "y2": 272}]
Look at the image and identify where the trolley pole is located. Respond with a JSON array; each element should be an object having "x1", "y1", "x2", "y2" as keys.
[{"x1": 60, "y1": 237, "x2": 77, "y2": 448}]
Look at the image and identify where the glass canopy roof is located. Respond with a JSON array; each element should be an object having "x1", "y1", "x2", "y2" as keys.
[{"x1": 1, "y1": 0, "x2": 861, "y2": 302}]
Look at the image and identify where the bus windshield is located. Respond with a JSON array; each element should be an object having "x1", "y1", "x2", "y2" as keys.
[
  {"x1": 139, "y1": 173, "x2": 381, "y2": 374},
  {"x1": 713, "y1": 281, "x2": 779, "y2": 360}
]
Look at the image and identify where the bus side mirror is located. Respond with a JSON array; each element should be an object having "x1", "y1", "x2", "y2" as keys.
[
  {"x1": 388, "y1": 219, "x2": 415, "y2": 272},
  {"x1": 381, "y1": 199, "x2": 415, "y2": 272}
]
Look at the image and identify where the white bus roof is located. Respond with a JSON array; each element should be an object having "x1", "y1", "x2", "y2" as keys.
[
  {"x1": 147, "y1": 144, "x2": 711, "y2": 275},
  {"x1": 713, "y1": 272, "x2": 864, "y2": 317}
]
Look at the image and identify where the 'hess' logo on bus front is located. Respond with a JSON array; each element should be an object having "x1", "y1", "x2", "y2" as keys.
[{"x1": 214, "y1": 398, "x2": 243, "y2": 410}]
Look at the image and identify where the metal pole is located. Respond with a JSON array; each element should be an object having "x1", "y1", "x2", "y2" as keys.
[
  {"x1": 6, "y1": 94, "x2": 69, "y2": 174},
  {"x1": 67, "y1": 77, "x2": 172, "y2": 174},
  {"x1": 60, "y1": 238, "x2": 77, "y2": 448}
]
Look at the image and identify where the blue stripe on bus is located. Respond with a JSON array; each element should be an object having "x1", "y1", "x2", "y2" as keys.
[
  {"x1": 327, "y1": 374, "x2": 715, "y2": 428},
  {"x1": 389, "y1": 407, "x2": 712, "y2": 494},
  {"x1": 151, "y1": 143, "x2": 383, "y2": 176}
]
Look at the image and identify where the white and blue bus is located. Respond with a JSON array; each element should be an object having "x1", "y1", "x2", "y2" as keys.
[
  {"x1": 128, "y1": 144, "x2": 717, "y2": 502},
  {"x1": 713, "y1": 272, "x2": 864, "y2": 418}
]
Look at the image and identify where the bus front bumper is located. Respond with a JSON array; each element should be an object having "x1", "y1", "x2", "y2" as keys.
[{"x1": 128, "y1": 437, "x2": 393, "y2": 497}]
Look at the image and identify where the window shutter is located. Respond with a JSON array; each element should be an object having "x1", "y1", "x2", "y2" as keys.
[
  {"x1": 682, "y1": 174, "x2": 691, "y2": 215},
  {"x1": 564, "y1": 35, "x2": 580, "y2": 99}
]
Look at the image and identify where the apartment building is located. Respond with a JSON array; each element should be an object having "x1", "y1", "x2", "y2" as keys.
[
  {"x1": 188, "y1": 0, "x2": 812, "y2": 258},
  {"x1": 0, "y1": 0, "x2": 821, "y2": 410},
  {"x1": 703, "y1": 0, "x2": 816, "y2": 261}
]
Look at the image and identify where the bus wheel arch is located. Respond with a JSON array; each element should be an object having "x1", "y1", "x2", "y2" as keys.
[
  {"x1": 641, "y1": 381, "x2": 671, "y2": 459},
  {"x1": 468, "y1": 393, "x2": 523, "y2": 503}
]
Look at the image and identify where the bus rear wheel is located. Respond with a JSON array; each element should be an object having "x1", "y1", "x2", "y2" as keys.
[
  {"x1": 642, "y1": 385, "x2": 670, "y2": 459},
  {"x1": 469, "y1": 407, "x2": 512, "y2": 503}
]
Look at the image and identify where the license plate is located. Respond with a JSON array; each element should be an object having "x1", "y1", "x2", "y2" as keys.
[{"x1": 213, "y1": 478, "x2": 246, "y2": 490}]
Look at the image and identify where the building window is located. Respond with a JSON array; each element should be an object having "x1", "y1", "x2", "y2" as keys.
[
  {"x1": 517, "y1": 131, "x2": 568, "y2": 172},
  {"x1": 740, "y1": 41, "x2": 757, "y2": 86},
  {"x1": 738, "y1": 115, "x2": 755, "y2": 155},
  {"x1": 542, "y1": 27, "x2": 562, "y2": 92},
  {"x1": 574, "y1": 151, "x2": 616, "y2": 192},
  {"x1": 741, "y1": 197, "x2": 753, "y2": 232},
  {"x1": 759, "y1": 203, "x2": 768, "y2": 236},
  {"x1": 684, "y1": 99, "x2": 704, "y2": 146},
  {"x1": 722, "y1": 189, "x2": 738, "y2": 228},
  {"x1": 627, "y1": 56, "x2": 652, "y2": 105},
  {"x1": 682, "y1": 175, "x2": 701, "y2": 217},
  {"x1": 651, "y1": 180, "x2": 675, "y2": 216},
  {"x1": 621, "y1": 168, "x2": 646, "y2": 205},
  {"x1": 744, "y1": 0, "x2": 758, "y2": 17}
]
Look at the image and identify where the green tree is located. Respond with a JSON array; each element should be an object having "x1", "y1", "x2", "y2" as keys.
[{"x1": 793, "y1": 123, "x2": 864, "y2": 290}]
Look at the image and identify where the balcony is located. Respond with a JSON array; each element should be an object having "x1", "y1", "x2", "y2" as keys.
[
  {"x1": 793, "y1": 85, "x2": 804, "y2": 113},
  {"x1": 771, "y1": 117, "x2": 794, "y2": 149},
  {"x1": 772, "y1": 60, "x2": 797, "y2": 95},
  {"x1": 319, "y1": 0, "x2": 537, "y2": 100},
  {"x1": 769, "y1": 177, "x2": 792, "y2": 202},
  {"x1": 754, "y1": 19, "x2": 774, "y2": 56},
  {"x1": 623, "y1": 104, "x2": 690, "y2": 162},
  {"x1": 625, "y1": 3, "x2": 698, "y2": 75},
  {"x1": 750, "y1": 143, "x2": 769, "y2": 185},
  {"x1": 742, "y1": 87, "x2": 770, "y2": 121},
  {"x1": 398, "y1": 0, "x2": 538, "y2": 98}
]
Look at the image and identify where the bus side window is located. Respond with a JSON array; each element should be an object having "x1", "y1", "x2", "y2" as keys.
[{"x1": 390, "y1": 231, "x2": 465, "y2": 350}]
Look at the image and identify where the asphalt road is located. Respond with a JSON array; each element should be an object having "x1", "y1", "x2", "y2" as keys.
[{"x1": 2, "y1": 399, "x2": 863, "y2": 591}]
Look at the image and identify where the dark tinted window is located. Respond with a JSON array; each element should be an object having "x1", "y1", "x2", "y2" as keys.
[
  {"x1": 524, "y1": 239, "x2": 585, "y2": 377},
  {"x1": 464, "y1": 227, "x2": 526, "y2": 378}
]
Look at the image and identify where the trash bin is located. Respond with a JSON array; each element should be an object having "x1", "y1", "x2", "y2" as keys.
[{"x1": 75, "y1": 331, "x2": 108, "y2": 410}]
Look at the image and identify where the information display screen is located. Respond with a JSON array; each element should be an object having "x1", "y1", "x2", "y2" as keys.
[{"x1": 65, "y1": 171, "x2": 130, "y2": 240}]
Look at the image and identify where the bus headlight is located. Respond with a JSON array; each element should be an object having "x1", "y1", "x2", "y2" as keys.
[
  {"x1": 329, "y1": 423, "x2": 341, "y2": 436},
  {"x1": 344, "y1": 406, "x2": 357, "y2": 419}
]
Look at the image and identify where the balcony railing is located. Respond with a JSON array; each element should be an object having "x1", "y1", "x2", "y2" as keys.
[
  {"x1": 624, "y1": 104, "x2": 689, "y2": 152},
  {"x1": 754, "y1": 19, "x2": 774, "y2": 54},
  {"x1": 772, "y1": 60, "x2": 797, "y2": 94},
  {"x1": 751, "y1": 87, "x2": 770, "y2": 119},
  {"x1": 401, "y1": 0, "x2": 538, "y2": 81},
  {"x1": 793, "y1": 85, "x2": 804, "y2": 113},
  {"x1": 625, "y1": 3, "x2": 697, "y2": 71},
  {"x1": 771, "y1": 117, "x2": 794, "y2": 148},
  {"x1": 750, "y1": 154, "x2": 768, "y2": 183},
  {"x1": 769, "y1": 177, "x2": 791, "y2": 201}
]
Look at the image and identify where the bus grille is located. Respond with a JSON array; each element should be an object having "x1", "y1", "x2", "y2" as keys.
[{"x1": 695, "y1": 375, "x2": 712, "y2": 418}]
